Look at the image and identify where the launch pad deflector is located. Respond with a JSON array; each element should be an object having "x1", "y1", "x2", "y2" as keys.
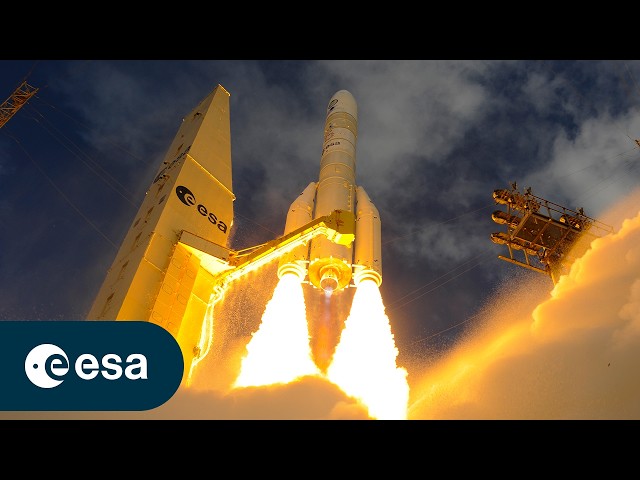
[{"x1": 88, "y1": 86, "x2": 382, "y2": 381}]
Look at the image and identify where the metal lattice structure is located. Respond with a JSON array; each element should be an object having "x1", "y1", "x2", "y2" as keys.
[
  {"x1": 490, "y1": 183, "x2": 615, "y2": 284},
  {"x1": 0, "y1": 80, "x2": 38, "y2": 129}
]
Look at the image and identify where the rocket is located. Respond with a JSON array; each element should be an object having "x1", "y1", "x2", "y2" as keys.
[{"x1": 277, "y1": 90, "x2": 382, "y2": 294}]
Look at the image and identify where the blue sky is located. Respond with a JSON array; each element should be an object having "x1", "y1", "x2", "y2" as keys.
[{"x1": 1, "y1": 59, "x2": 640, "y2": 379}]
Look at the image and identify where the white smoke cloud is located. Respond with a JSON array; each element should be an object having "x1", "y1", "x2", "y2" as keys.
[{"x1": 0, "y1": 376, "x2": 372, "y2": 420}]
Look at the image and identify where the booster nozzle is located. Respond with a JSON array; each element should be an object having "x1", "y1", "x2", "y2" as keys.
[
  {"x1": 277, "y1": 261, "x2": 306, "y2": 282},
  {"x1": 353, "y1": 267, "x2": 382, "y2": 287}
]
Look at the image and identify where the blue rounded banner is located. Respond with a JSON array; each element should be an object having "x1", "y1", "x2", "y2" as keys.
[{"x1": 0, "y1": 321, "x2": 184, "y2": 411}]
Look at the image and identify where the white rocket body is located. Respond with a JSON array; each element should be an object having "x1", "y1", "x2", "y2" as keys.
[{"x1": 277, "y1": 90, "x2": 381, "y2": 293}]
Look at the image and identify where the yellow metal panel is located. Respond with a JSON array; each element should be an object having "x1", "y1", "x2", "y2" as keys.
[
  {"x1": 153, "y1": 86, "x2": 232, "y2": 192},
  {"x1": 186, "y1": 85, "x2": 233, "y2": 193},
  {"x1": 177, "y1": 295, "x2": 209, "y2": 379},
  {"x1": 149, "y1": 244, "x2": 199, "y2": 337},
  {"x1": 177, "y1": 267, "x2": 216, "y2": 377},
  {"x1": 190, "y1": 265, "x2": 217, "y2": 301},
  {"x1": 166, "y1": 251, "x2": 188, "y2": 281},
  {"x1": 117, "y1": 258, "x2": 163, "y2": 320}
]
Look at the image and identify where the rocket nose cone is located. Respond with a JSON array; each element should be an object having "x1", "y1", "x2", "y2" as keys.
[{"x1": 327, "y1": 90, "x2": 357, "y2": 120}]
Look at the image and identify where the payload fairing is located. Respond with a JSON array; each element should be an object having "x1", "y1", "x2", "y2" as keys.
[{"x1": 87, "y1": 86, "x2": 381, "y2": 379}]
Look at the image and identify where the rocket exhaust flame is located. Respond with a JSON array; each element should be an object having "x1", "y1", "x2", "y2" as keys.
[
  {"x1": 231, "y1": 274, "x2": 408, "y2": 419},
  {"x1": 327, "y1": 279, "x2": 409, "y2": 419},
  {"x1": 233, "y1": 273, "x2": 320, "y2": 387}
]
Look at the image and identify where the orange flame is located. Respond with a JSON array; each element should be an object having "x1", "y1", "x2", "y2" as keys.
[
  {"x1": 233, "y1": 273, "x2": 320, "y2": 387},
  {"x1": 327, "y1": 280, "x2": 409, "y2": 419}
]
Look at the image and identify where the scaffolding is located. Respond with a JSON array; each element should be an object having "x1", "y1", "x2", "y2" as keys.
[{"x1": 490, "y1": 183, "x2": 615, "y2": 284}]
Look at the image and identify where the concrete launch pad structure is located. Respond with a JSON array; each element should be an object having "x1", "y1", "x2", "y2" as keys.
[{"x1": 87, "y1": 85, "x2": 382, "y2": 382}]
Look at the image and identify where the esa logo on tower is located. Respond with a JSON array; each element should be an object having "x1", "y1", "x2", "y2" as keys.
[
  {"x1": 25, "y1": 343, "x2": 147, "y2": 389},
  {"x1": 175, "y1": 185, "x2": 228, "y2": 233}
]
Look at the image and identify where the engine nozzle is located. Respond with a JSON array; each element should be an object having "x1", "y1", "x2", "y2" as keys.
[{"x1": 319, "y1": 265, "x2": 340, "y2": 293}]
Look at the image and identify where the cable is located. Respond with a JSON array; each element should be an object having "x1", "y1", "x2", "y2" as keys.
[
  {"x1": 406, "y1": 312, "x2": 483, "y2": 347},
  {"x1": 383, "y1": 203, "x2": 495, "y2": 246},
  {"x1": 26, "y1": 60, "x2": 93, "y2": 92},
  {"x1": 24, "y1": 61, "x2": 39, "y2": 81},
  {"x1": 29, "y1": 94, "x2": 147, "y2": 165},
  {"x1": 570, "y1": 150, "x2": 640, "y2": 207},
  {"x1": 387, "y1": 252, "x2": 491, "y2": 313},
  {"x1": 552, "y1": 147, "x2": 639, "y2": 182},
  {"x1": 623, "y1": 62, "x2": 640, "y2": 104},
  {"x1": 386, "y1": 250, "x2": 489, "y2": 309},
  {"x1": 23, "y1": 105, "x2": 138, "y2": 208},
  {"x1": 3, "y1": 131, "x2": 118, "y2": 250},
  {"x1": 234, "y1": 211, "x2": 280, "y2": 236}
]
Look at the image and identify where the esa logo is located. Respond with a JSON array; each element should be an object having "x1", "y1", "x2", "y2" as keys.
[
  {"x1": 175, "y1": 185, "x2": 228, "y2": 233},
  {"x1": 25, "y1": 343, "x2": 147, "y2": 389}
]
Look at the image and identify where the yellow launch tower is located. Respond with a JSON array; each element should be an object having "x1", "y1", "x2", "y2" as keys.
[{"x1": 87, "y1": 85, "x2": 237, "y2": 378}]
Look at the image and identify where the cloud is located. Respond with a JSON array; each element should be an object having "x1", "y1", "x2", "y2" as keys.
[{"x1": 523, "y1": 108, "x2": 640, "y2": 217}]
